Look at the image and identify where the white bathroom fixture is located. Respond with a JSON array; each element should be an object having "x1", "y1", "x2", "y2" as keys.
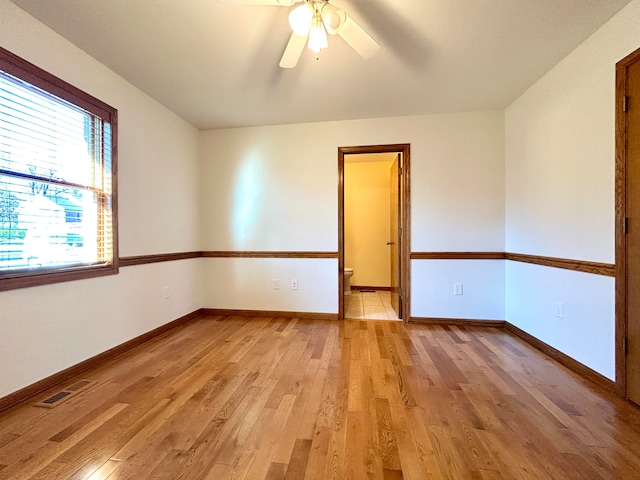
[{"x1": 344, "y1": 267, "x2": 354, "y2": 295}]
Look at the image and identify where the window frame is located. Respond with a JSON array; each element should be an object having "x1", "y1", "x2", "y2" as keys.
[{"x1": 0, "y1": 47, "x2": 118, "y2": 291}]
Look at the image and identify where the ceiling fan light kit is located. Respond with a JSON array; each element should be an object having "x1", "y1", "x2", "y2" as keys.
[
  {"x1": 321, "y1": 4, "x2": 346, "y2": 35},
  {"x1": 288, "y1": 2, "x2": 328, "y2": 55},
  {"x1": 288, "y1": 3, "x2": 313, "y2": 35},
  {"x1": 308, "y1": 12, "x2": 329, "y2": 54},
  {"x1": 220, "y1": 0, "x2": 379, "y2": 68}
]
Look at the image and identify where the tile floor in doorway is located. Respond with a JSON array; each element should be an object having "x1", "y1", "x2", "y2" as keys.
[{"x1": 344, "y1": 289, "x2": 401, "y2": 321}]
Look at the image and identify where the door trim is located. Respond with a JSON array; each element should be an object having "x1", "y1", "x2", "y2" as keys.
[
  {"x1": 615, "y1": 47, "x2": 640, "y2": 398},
  {"x1": 338, "y1": 144, "x2": 411, "y2": 321}
]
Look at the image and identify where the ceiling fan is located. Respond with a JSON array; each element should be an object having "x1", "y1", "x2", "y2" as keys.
[{"x1": 219, "y1": 0, "x2": 380, "y2": 68}]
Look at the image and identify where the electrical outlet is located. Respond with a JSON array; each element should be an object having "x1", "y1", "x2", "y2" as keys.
[
  {"x1": 291, "y1": 279, "x2": 299, "y2": 290},
  {"x1": 453, "y1": 283, "x2": 463, "y2": 296},
  {"x1": 272, "y1": 279, "x2": 279, "y2": 290},
  {"x1": 163, "y1": 286, "x2": 170, "y2": 299},
  {"x1": 554, "y1": 302, "x2": 564, "y2": 318}
]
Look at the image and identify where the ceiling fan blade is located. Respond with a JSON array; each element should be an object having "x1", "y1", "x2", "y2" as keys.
[
  {"x1": 217, "y1": 0, "x2": 297, "y2": 5},
  {"x1": 338, "y1": 14, "x2": 380, "y2": 59},
  {"x1": 279, "y1": 32, "x2": 307, "y2": 68}
]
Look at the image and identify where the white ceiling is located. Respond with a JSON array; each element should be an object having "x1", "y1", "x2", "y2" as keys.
[{"x1": 9, "y1": 0, "x2": 633, "y2": 130}]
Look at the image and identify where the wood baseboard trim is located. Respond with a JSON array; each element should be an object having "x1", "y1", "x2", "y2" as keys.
[
  {"x1": 0, "y1": 308, "x2": 203, "y2": 414},
  {"x1": 408, "y1": 317, "x2": 615, "y2": 393},
  {"x1": 0, "y1": 310, "x2": 614, "y2": 414},
  {"x1": 202, "y1": 308, "x2": 339, "y2": 320},
  {"x1": 409, "y1": 317, "x2": 506, "y2": 328},
  {"x1": 504, "y1": 322, "x2": 615, "y2": 393}
]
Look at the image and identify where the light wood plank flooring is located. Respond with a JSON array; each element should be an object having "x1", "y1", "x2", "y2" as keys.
[{"x1": 1, "y1": 315, "x2": 640, "y2": 479}]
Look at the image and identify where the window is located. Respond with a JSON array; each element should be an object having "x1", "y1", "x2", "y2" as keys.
[{"x1": 0, "y1": 47, "x2": 118, "y2": 291}]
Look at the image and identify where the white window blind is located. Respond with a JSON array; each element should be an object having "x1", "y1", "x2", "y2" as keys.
[{"x1": 0, "y1": 47, "x2": 117, "y2": 288}]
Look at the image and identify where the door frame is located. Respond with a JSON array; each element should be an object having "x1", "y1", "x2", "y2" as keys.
[
  {"x1": 338, "y1": 143, "x2": 411, "y2": 321},
  {"x1": 615, "y1": 47, "x2": 640, "y2": 398}
]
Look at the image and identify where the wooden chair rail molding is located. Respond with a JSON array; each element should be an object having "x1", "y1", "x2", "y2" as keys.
[
  {"x1": 120, "y1": 250, "x2": 614, "y2": 276},
  {"x1": 410, "y1": 252, "x2": 507, "y2": 260},
  {"x1": 201, "y1": 251, "x2": 338, "y2": 259},
  {"x1": 410, "y1": 252, "x2": 615, "y2": 277},
  {"x1": 505, "y1": 253, "x2": 615, "y2": 277},
  {"x1": 119, "y1": 251, "x2": 339, "y2": 266},
  {"x1": 119, "y1": 251, "x2": 201, "y2": 267}
]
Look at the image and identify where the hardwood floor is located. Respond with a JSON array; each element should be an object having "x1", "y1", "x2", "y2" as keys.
[{"x1": 1, "y1": 315, "x2": 640, "y2": 479}]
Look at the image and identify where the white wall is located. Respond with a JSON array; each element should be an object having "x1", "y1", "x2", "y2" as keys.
[
  {"x1": 345, "y1": 159, "x2": 393, "y2": 288},
  {"x1": 505, "y1": 0, "x2": 640, "y2": 379},
  {"x1": 0, "y1": 0, "x2": 202, "y2": 397},
  {"x1": 201, "y1": 258, "x2": 337, "y2": 313},
  {"x1": 1, "y1": 260, "x2": 201, "y2": 397},
  {"x1": 200, "y1": 111, "x2": 505, "y2": 317},
  {"x1": 413, "y1": 260, "x2": 505, "y2": 320},
  {"x1": 505, "y1": 263, "x2": 615, "y2": 379}
]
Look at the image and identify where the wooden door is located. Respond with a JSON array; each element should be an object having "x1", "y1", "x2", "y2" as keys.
[
  {"x1": 626, "y1": 54, "x2": 640, "y2": 404},
  {"x1": 390, "y1": 154, "x2": 401, "y2": 318}
]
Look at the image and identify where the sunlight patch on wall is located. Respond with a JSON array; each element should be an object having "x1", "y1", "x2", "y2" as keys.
[{"x1": 232, "y1": 152, "x2": 262, "y2": 248}]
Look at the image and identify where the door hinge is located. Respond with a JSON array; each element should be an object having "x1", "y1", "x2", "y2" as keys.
[
  {"x1": 399, "y1": 288, "x2": 403, "y2": 298},
  {"x1": 624, "y1": 337, "x2": 628, "y2": 355},
  {"x1": 399, "y1": 227, "x2": 402, "y2": 237},
  {"x1": 399, "y1": 166, "x2": 402, "y2": 176},
  {"x1": 624, "y1": 217, "x2": 629, "y2": 234},
  {"x1": 624, "y1": 96, "x2": 629, "y2": 113}
]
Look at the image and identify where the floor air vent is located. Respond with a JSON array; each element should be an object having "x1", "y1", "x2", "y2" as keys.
[{"x1": 34, "y1": 379, "x2": 96, "y2": 408}]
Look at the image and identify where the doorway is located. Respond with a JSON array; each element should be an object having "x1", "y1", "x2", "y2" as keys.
[
  {"x1": 616, "y1": 47, "x2": 640, "y2": 401},
  {"x1": 338, "y1": 144, "x2": 411, "y2": 321}
]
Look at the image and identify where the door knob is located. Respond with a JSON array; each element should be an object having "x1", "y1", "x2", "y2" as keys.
[{"x1": 386, "y1": 241, "x2": 395, "y2": 245}]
